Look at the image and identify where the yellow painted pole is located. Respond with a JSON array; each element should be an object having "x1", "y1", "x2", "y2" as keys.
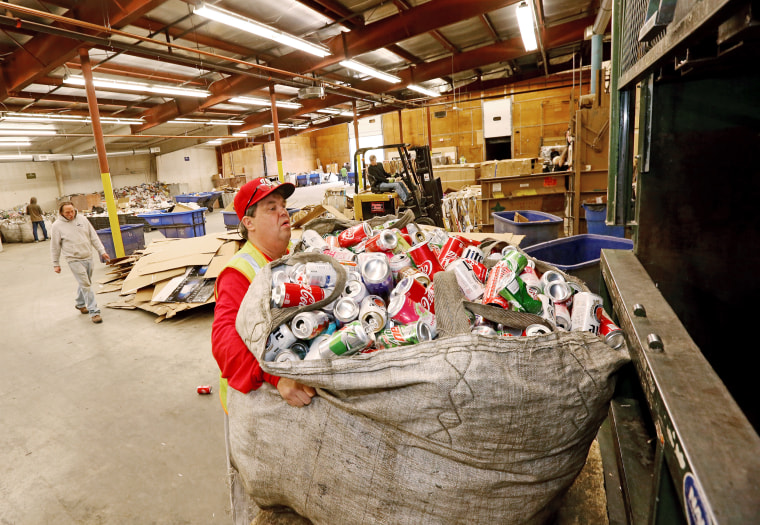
[{"x1": 79, "y1": 48, "x2": 124, "y2": 258}]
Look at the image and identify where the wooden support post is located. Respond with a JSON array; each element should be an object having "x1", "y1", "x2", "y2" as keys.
[
  {"x1": 353, "y1": 100, "x2": 361, "y2": 191},
  {"x1": 269, "y1": 84, "x2": 284, "y2": 183},
  {"x1": 398, "y1": 109, "x2": 404, "y2": 143}
]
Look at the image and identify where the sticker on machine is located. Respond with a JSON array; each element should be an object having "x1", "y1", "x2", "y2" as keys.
[{"x1": 683, "y1": 472, "x2": 715, "y2": 525}]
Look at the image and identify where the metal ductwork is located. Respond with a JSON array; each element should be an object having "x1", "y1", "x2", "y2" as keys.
[
  {"x1": 0, "y1": 147, "x2": 160, "y2": 163},
  {"x1": 592, "y1": 0, "x2": 613, "y2": 35}
]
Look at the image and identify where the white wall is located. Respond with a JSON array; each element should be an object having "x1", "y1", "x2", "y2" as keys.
[
  {"x1": 0, "y1": 162, "x2": 59, "y2": 211},
  {"x1": 156, "y1": 146, "x2": 216, "y2": 193},
  {"x1": 55, "y1": 155, "x2": 155, "y2": 196}
]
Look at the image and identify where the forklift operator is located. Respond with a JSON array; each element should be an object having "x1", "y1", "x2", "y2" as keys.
[{"x1": 367, "y1": 155, "x2": 413, "y2": 204}]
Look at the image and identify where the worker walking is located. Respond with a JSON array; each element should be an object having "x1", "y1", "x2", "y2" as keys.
[
  {"x1": 50, "y1": 202, "x2": 111, "y2": 324},
  {"x1": 26, "y1": 197, "x2": 49, "y2": 242},
  {"x1": 211, "y1": 177, "x2": 315, "y2": 524}
]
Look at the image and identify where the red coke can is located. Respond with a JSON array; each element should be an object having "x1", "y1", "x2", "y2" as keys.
[
  {"x1": 408, "y1": 240, "x2": 444, "y2": 279},
  {"x1": 437, "y1": 236, "x2": 466, "y2": 269},
  {"x1": 197, "y1": 385, "x2": 212, "y2": 395},
  {"x1": 481, "y1": 261, "x2": 511, "y2": 309},
  {"x1": 470, "y1": 261, "x2": 488, "y2": 282},
  {"x1": 596, "y1": 306, "x2": 625, "y2": 349},
  {"x1": 420, "y1": 283, "x2": 435, "y2": 314},
  {"x1": 338, "y1": 222, "x2": 372, "y2": 248},
  {"x1": 272, "y1": 282, "x2": 326, "y2": 308}
]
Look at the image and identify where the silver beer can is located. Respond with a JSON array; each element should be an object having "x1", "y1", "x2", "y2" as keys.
[
  {"x1": 449, "y1": 259, "x2": 485, "y2": 301},
  {"x1": 545, "y1": 280, "x2": 573, "y2": 304},
  {"x1": 540, "y1": 270, "x2": 565, "y2": 291},
  {"x1": 461, "y1": 245, "x2": 485, "y2": 264},
  {"x1": 359, "y1": 295, "x2": 388, "y2": 334},
  {"x1": 342, "y1": 279, "x2": 369, "y2": 304},
  {"x1": 333, "y1": 296, "x2": 360, "y2": 325},
  {"x1": 291, "y1": 310, "x2": 332, "y2": 339},
  {"x1": 570, "y1": 292, "x2": 603, "y2": 334},
  {"x1": 275, "y1": 348, "x2": 301, "y2": 362}
]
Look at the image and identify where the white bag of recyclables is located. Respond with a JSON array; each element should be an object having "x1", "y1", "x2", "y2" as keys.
[{"x1": 232, "y1": 227, "x2": 629, "y2": 525}]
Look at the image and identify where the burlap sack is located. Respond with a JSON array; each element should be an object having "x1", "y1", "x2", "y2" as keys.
[{"x1": 232, "y1": 250, "x2": 629, "y2": 525}]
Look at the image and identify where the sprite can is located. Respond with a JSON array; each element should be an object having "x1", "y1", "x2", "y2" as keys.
[
  {"x1": 498, "y1": 273, "x2": 542, "y2": 314},
  {"x1": 305, "y1": 320, "x2": 373, "y2": 359},
  {"x1": 501, "y1": 249, "x2": 528, "y2": 275}
]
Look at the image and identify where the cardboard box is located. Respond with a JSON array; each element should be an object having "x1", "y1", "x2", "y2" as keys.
[
  {"x1": 479, "y1": 161, "x2": 497, "y2": 179},
  {"x1": 482, "y1": 174, "x2": 566, "y2": 199},
  {"x1": 433, "y1": 164, "x2": 481, "y2": 192},
  {"x1": 495, "y1": 158, "x2": 540, "y2": 178}
]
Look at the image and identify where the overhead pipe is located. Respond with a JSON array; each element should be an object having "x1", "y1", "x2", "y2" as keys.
[
  {"x1": 0, "y1": 147, "x2": 159, "y2": 163},
  {"x1": 588, "y1": 0, "x2": 612, "y2": 94}
]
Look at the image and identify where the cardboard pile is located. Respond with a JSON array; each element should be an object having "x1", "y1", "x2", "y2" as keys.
[
  {"x1": 100, "y1": 231, "x2": 242, "y2": 322},
  {"x1": 433, "y1": 164, "x2": 481, "y2": 192},
  {"x1": 441, "y1": 186, "x2": 481, "y2": 233}
]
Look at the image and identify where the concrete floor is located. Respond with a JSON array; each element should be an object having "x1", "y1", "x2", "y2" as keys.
[{"x1": 0, "y1": 181, "x2": 349, "y2": 525}]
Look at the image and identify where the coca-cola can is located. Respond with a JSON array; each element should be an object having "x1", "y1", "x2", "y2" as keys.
[
  {"x1": 301, "y1": 229, "x2": 328, "y2": 251},
  {"x1": 554, "y1": 301, "x2": 572, "y2": 330},
  {"x1": 470, "y1": 261, "x2": 488, "y2": 283},
  {"x1": 389, "y1": 253, "x2": 413, "y2": 280},
  {"x1": 449, "y1": 259, "x2": 484, "y2": 301},
  {"x1": 338, "y1": 222, "x2": 372, "y2": 248},
  {"x1": 461, "y1": 245, "x2": 485, "y2": 264},
  {"x1": 595, "y1": 305, "x2": 625, "y2": 348},
  {"x1": 361, "y1": 256, "x2": 394, "y2": 298},
  {"x1": 387, "y1": 294, "x2": 434, "y2": 326},
  {"x1": 522, "y1": 324, "x2": 553, "y2": 336},
  {"x1": 420, "y1": 283, "x2": 435, "y2": 314},
  {"x1": 333, "y1": 296, "x2": 360, "y2": 325},
  {"x1": 570, "y1": 292, "x2": 603, "y2": 334},
  {"x1": 290, "y1": 310, "x2": 332, "y2": 339},
  {"x1": 197, "y1": 385, "x2": 212, "y2": 395},
  {"x1": 481, "y1": 261, "x2": 512, "y2": 309},
  {"x1": 390, "y1": 275, "x2": 428, "y2": 303},
  {"x1": 365, "y1": 230, "x2": 398, "y2": 253},
  {"x1": 359, "y1": 295, "x2": 388, "y2": 333},
  {"x1": 342, "y1": 279, "x2": 369, "y2": 304},
  {"x1": 408, "y1": 240, "x2": 444, "y2": 279},
  {"x1": 272, "y1": 282, "x2": 325, "y2": 308},
  {"x1": 437, "y1": 236, "x2": 466, "y2": 269}
]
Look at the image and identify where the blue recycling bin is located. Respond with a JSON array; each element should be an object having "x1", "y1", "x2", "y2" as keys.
[
  {"x1": 347, "y1": 172, "x2": 356, "y2": 185},
  {"x1": 582, "y1": 204, "x2": 625, "y2": 237},
  {"x1": 524, "y1": 234, "x2": 634, "y2": 293},
  {"x1": 296, "y1": 174, "x2": 308, "y2": 187},
  {"x1": 137, "y1": 208, "x2": 207, "y2": 239},
  {"x1": 309, "y1": 173, "x2": 321, "y2": 185},
  {"x1": 96, "y1": 224, "x2": 145, "y2": 259},
  {"x1": 492, "y1": 210, "x2": 563, "y2": 247}
]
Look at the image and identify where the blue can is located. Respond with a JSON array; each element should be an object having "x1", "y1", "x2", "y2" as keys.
[{"x1": 361, "y1": 256, "x2": 394, "y2": 298}]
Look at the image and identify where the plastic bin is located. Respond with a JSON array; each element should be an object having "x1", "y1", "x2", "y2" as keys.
[
  {"x1": 583, "y1": 204, "x2": 625, "y2": 238},
  {"x1": 347, "y1": 172, "x2": 356, "y2": 185},
  {"x1": 96, "y1": 224, "x2": 146, "y2": 259},
  {"x1": 492, "y1": 210, "x2": 563, "y2": 247},
  {"x1": 222, "y1": 211, "x2": 239, "y2": 230},
  {"x1": 296, "y1": 174, "x2": 308, "y2": 187},
  {"x1": 137, "y1": 208, "x2": 207, "y2": 238},
  {"x1": 524, "y1": 234, "x2": 634, "y2": 293},
  {"x1": 309, "y1": 173, "x2": 321, "y2": 185}
]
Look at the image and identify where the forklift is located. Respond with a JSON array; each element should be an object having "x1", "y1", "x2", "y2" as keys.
[{"x1": 352, "y1": 144, "x2": 444, "y2": 227}]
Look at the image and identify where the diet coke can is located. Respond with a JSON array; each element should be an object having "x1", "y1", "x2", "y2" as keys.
[
  {"x1": 595, "y1": 306, "x2": 625, "y2": 348},
  {"x1": 338, "y1": 222, "x2": 372, "y2": 248},
  {"x1": 359, "y1": 295, "x2": 388, "y2": 334},
  {"x1": 361, "y1": 256, "x2": 394, "y2": 298},
  {"x1": 408, "y1": 240, "x2": 444, "y2": 279},
  {"x1": 437, "y1": 235, "x2": 466, "y2": 269},
  {"x1": 449, "y1": 259, "x2": 484, "y2": 301},
  {"x1": 570, "y1": 292, "x2": 603, "y2": 334},
  {"x1": 272, "y1": 282, "x2": 325, "y2": 308}
]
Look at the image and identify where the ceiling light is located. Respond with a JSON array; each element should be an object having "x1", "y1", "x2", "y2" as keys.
[
  {"x1": 516, "y1": 2, "x2": 538, "y2": 52},
  {"x1": 193, "y1": 4, "x2": 331, "y2": 57},
  {"x1": 0, "y1": 129, "x2": 56, "y2": 136},
  {"x1": 340, "y1": 111, "x2": 355, "y2": 117},
  {"x1": 264, "y1": 123, "x2": 292, "y2": 129},
  {"x1": 312, "y1": 116, "x2": 330, "y2": 125},
  {"x1": 205, "y1": 139, "x2": 223, "y2": 145},
  {"x1": 317, "y1": 109, "x2": 341, "y2": 114},
  {"x1": 339, "y1": 60, "x2": 401, "y2": 83},
  {"x1": 230, "y1": 96, "x2": 301, "y2": 109},
  {"x1": 1, "y1": 112, "x2": 144, "y2": 125},
  {"x1": 64, "y1": 75, "x2": 210, "y2": 98},
  {"x1": 0, "y1": 141, "x2": 32, "y2": 147},
  {"x1": 172, "y1": 118, "x2": 246, "y2": 126},
  {"x1": 408, "y1": 84, "x2": 440, "y2": 98}
]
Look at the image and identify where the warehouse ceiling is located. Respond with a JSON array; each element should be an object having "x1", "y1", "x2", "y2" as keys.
[{"x1": 0, "y1": 0, "x2": 606, "y2": 158}]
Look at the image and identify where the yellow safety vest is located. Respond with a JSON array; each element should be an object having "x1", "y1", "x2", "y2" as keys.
[{"x1": 215, "y1": 241, "x2": 269, "y2": 413}]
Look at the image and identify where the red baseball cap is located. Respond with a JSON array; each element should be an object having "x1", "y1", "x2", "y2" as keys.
[{"x1": 234, "y1": 177, "x2": 295, "y2": 220}]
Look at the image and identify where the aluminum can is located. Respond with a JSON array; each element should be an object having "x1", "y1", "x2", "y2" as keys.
[
  {"x1": 275, "y1": 349, "x2": 301, "y2": 362},
  {"x1": 272, "y1": 282, "x2": 325, "y2": 308},
  {"x1": 301, "y1": 229, "x2": 328, "y2": 251},
  {"x1": 437, "y1": 235, "x2": 466, "y2": 269},
  {"x1": 520, "y1": 265, "x2": 543, "y2": 298},
  {"x1": 481, "y1": 260, "x2": 512, "y2": 309},
  {"x1": 419, "y1": 283, "x2": 435, "y2": 314},
  {"x1": 537, "y1": 294, "x2": 556, "y2": 326},
  {"x1": 266, "y1": 323, "x2": 298, "y2": 355},
  {"x1": 361, "y1": 256, "x2": 394, "y2": 298},
  {"x1": 333, "y1": 296, "x2": 360, "y2": 325},
  {"x1": 412, "y1": 270, "x2": 432, "y2": 288},
  {"x1": 470, "y1": 261, "x2": 488, "y2": 283},
  {"x1": 364, "y1": 230, "x2": 397, "y2": 253},
  {"x1": 471, "y1": 325, "x2": 497, "y2": 336},
  {"x1": 323, "y1": 247, "x2": 356, "y2": 263},
  {"x1": 554, "y1": 301, "x2": 572, "y2": 330},
  {"x1": 359, "y1": 295, "x2": 388, "y2": 334},
  {"x1": 197, "y1": 385, "x2": 212, "y2": 395},
  {"x1": 389, "y1": 253, "x2": 413, "y2": 280},
  {"x1": 570, "y1": 292, "x2": 603, "y2": 334},
  {"x1": 544, "y1": 280, "x2": 573, "y2": 304},
  {"x1": 428, "y1": 228, "x2": 449, "y2": 248},
  {"x1": 498, "y1": 273, "x2": 543, "y2": 314},
  {"x1": 305, "y1": 320, "x2": 373, "y2": 359},
  {"x1": 300, "y1": 262, "x2": 338, "y2": 287},
  {"x1": 291, "y1": 310, "x2": 332, "y2": 339},
  {"x1": 411, "y1": 229, "x2": 427, "y2": 244},
  {"x1": 449, "y1": 259, "x2": 485, "y2": 301},
  {"x1": 289, "y1": 263, "x2": 306, "y2": 284},
  {"x1": 396, "y1": 266, "x2": 419, "y2": 283},
  {"x1": 325, "y1": 235, "x2": 340, "y2": 249},
  {"x1": 595, "y1": 306, "x2": 625, "y2": 349},
  {"x1": 461, "y1": 245, "x2": 485, "y2": 264},
  {"x1": 338, "y1": 222, "x2": 372, "y2": 248},
  {"x1": 485, "y1": 252, "x2": 504, "y2": 266},
  {"x1": 390, "y1": 275, "x2": 428, "y2": 304},
  {"x1": 540, "y1": 270, "x2": 565, "y2": 291},
  {"x1": 272, "y1": 269, "x2": 290, "y2": 287},
  {"x1": 522, "y1": 324, "x2": 553, "y2": 336},
  {"x1": 472, "y1": 314, "x2": 492, "y2": 327},
  {"x1": 405, "y1": 222, "x2": 421, "y2": 239},
  {"x1": 408, "y1": 240, "x2": 444, "y2": 279},
  {"x1": 497, "y1": 326, "x2": 523, "y2": 337},
  {"x1": 344, "y1": 266, "x2": 362, "y2": 281},
  {"x1": 375, "y1": 321, "x2": 433, "y2": 349},
  {"x1": 564, "y1": 281, "x2": 583, "y2": 308},
  {"x1": 289, "y1": 341, "x2": 310, "y2": 359},
  {"x1": 342, "y1": 279, "x2": 369, "y2": 304},
  {"x1": 501, "y1": 245, "x2": 518, "y2": 257},
  {"x1": 308, "y1": 336, "x2": 329, "y2": 354},
  {"x1": 387, "y1": 294, "x2": 435, "y2": 326},
  {"x1": 392, "y1": 229, "x2": 412, "y2": 253},
  {"x1": 502, "y1": 249, "x2": 528, "y2": 275}
]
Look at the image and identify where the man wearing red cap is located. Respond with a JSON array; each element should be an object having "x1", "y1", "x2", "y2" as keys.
[{"x1": 212, "y1": 177, "x2": 316, "y2": 411}]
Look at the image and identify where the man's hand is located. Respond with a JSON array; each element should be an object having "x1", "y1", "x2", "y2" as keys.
[
  {"x1": 101, "y1": 253, "x2": 111, "y2": 263},
  {"x1": 276, "y1": 378, "x2": 316, "y2": 407},
  {"x1": 53, "y1": 266, "x2": 61, "y2": 274}
]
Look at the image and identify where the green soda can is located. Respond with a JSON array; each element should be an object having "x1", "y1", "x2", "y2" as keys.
[
  {"x1": 305, "y1": 320, "x2": 373, "y2": 359},
  {"x1": 501, "y1": 249, "x2": 528, "y2": 275},
  {"x1": 498, "y1": 273, "x2": 542, "y2": 314},
  {"x1": 393, "y1": 229, "x2": 412, "y2": 252},
  {"x1": 375, "y1": 321, "x2": 433, "y2": 349}
]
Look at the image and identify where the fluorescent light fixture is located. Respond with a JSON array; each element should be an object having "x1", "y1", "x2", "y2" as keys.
[
  {"x1": 316, "y1": 109, "x2": 341, "y2": 114},
  {"x1": 339, "y1": 60, "x2": 401, "y2": 83},
  {"x1": 0, "y1": 129, "x2": 56, "y2": 136},
  {"x1": 230, "y1": 96, "x2": 301, "y2": 109},
  {"x1": 64, "y1": 75, "x2": 209, "y2": 98},
  {"x1": 408, "y1": 84, "x2": 440, "y2": 98},
  {"x1": 0, "y1": 141, "x2": 32, "y2": 147},
  {"x1": 193, "y1": 4, "x2": 330, "y2": 57},
  {"x1": 1, "y1": 112, "x2": 144, "y2": 125},
  {"x1": 516, "y1": 2, "x2": 538, "y2": 52},
  {"x1": 172, "y1": 118, "x2": 246, "y2": 126},
  {"x1": 340, "y1": 111, "x2": 355, "y2": 117},
  {"x1": 312, "y1": 116, "x2": 330, "y2": 125},
  {"x1": 264, "y1": 123, "x2": 292, "y2": 129},
  {"x1": 205, "y1": 139, "x2": 223, "y2": 145},
  {"x1": 0, "y1": 137, "x2": 33, "y2": 141}
]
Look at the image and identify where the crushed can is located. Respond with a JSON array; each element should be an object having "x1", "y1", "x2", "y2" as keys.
[{"x1": 375, "y1": 321, "x2": 433, "y2": 349}]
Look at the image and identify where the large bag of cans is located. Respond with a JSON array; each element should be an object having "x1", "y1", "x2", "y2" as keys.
[{"x1": 230, "y1": 219, "x2": 630, "y2": 525}]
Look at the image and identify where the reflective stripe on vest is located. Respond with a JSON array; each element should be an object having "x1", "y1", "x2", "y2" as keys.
[{"x1": 216, "y1": 242, "x2": 269, "y2": 414}]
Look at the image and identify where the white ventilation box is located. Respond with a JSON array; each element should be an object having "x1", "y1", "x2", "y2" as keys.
[{"x1": 298, "y1": 86, "x2": 325, "y2": 99}]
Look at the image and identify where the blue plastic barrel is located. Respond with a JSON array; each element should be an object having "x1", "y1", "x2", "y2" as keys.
[
  {"x1": 492, "y1": 210, "x2": 563, "y2": 247},
  {"x1": 582, "y1": 204, "x2": 624, "y2": 238}
]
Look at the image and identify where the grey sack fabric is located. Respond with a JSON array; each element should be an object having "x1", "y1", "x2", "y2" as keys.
[{"x1": 233, "y1": 253, "x2": 630, "y2": 525}]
